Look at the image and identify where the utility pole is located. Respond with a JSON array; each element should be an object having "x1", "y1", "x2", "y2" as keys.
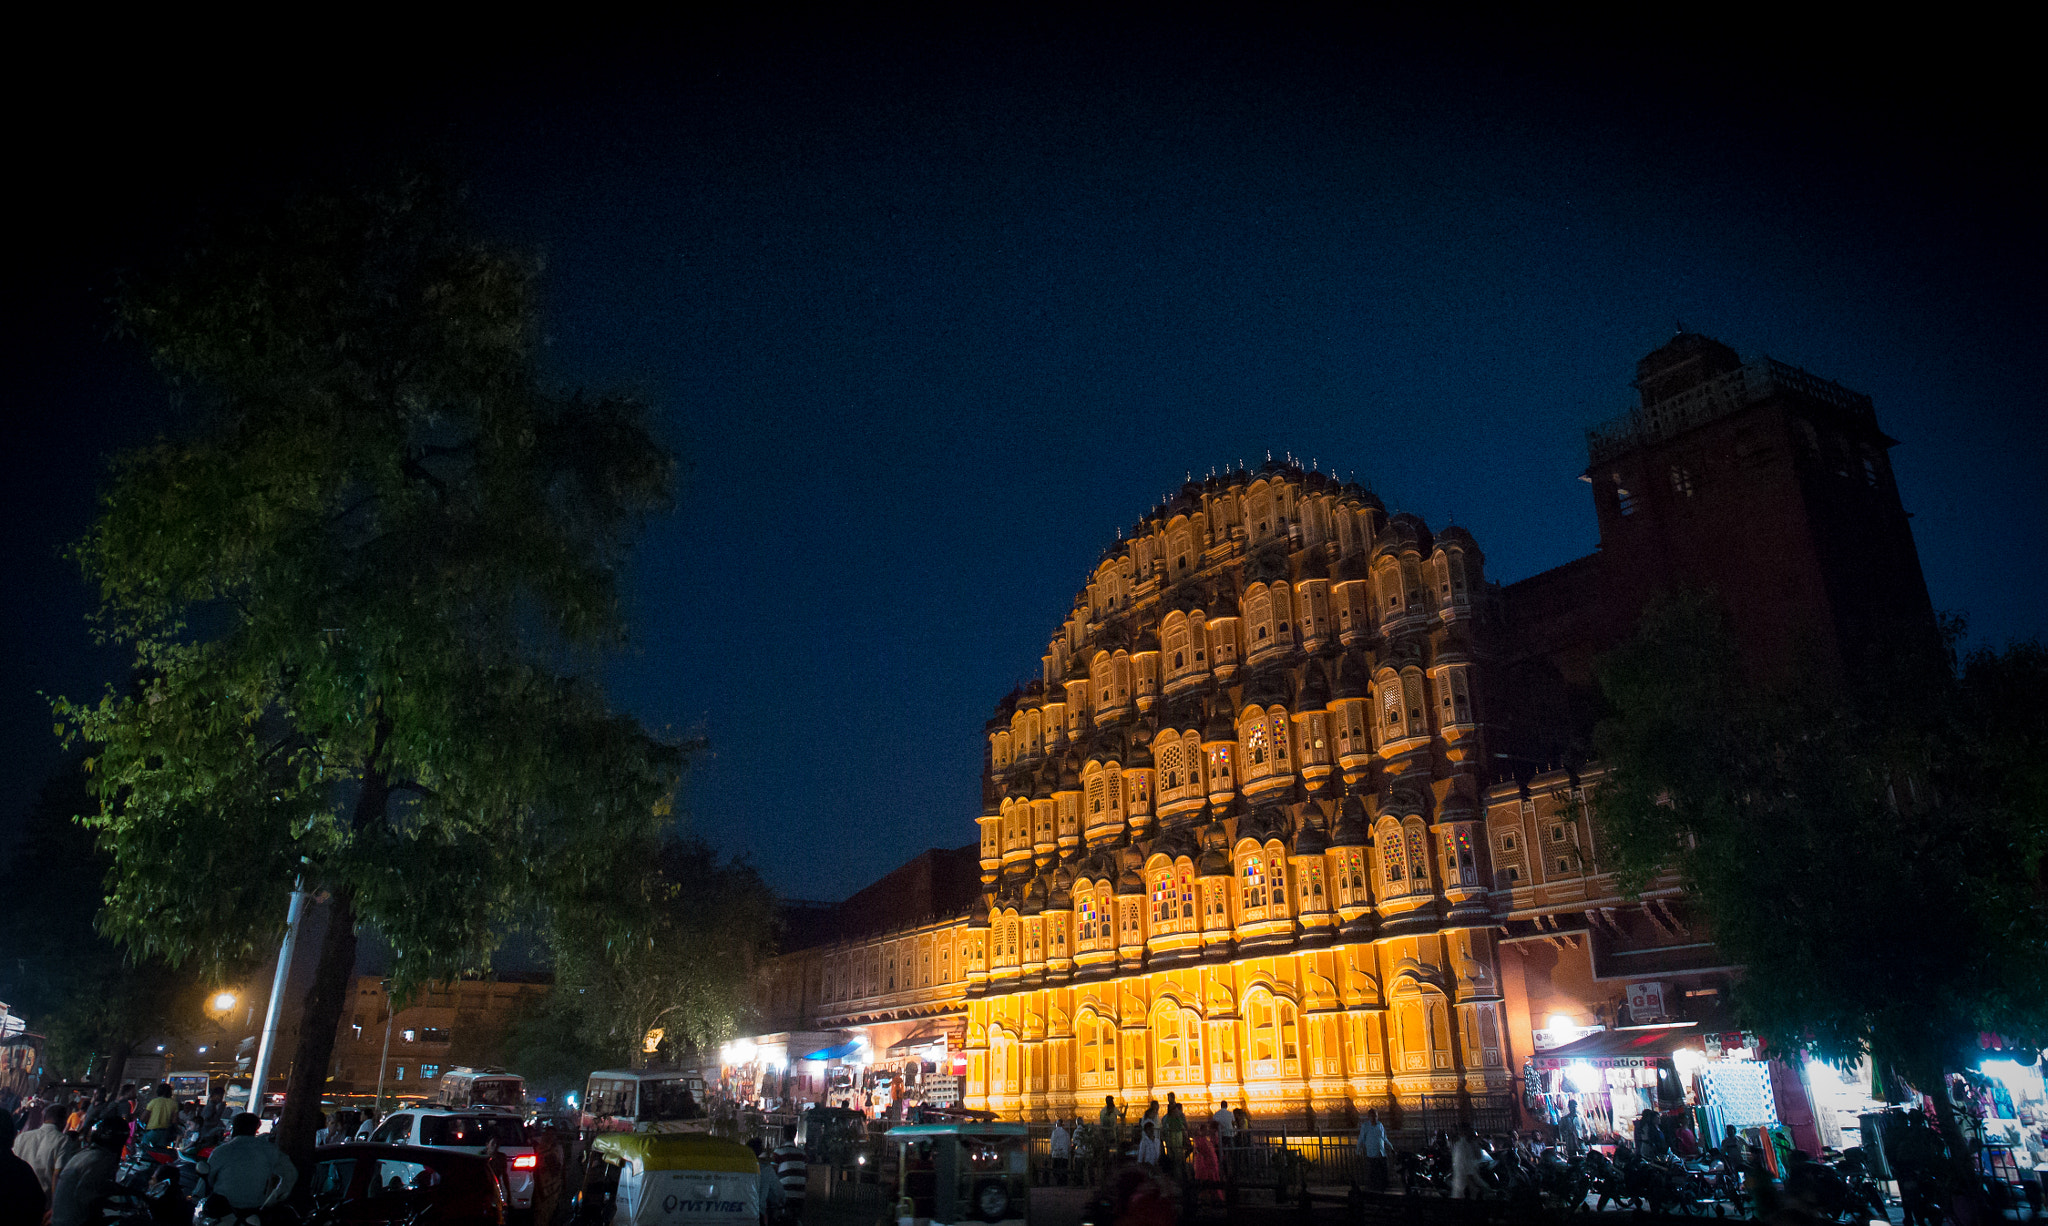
[
  {"x1": 373, "y1": 982, "x2": 395, "y2": 1116},
  {"x1": 246, "y1": 879, "x2": 309, "y2": 1117}
]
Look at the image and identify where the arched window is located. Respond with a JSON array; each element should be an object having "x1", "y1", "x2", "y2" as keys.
[
  {"x1": 1163, "y1": 612, "x2": 1191, "y2": 676},
  {"x1": 1157, "y1": 739, "x2": 1184, "y2": 794},
  {"x1": 1406, "y1": 819, "x2": 1430, "y2": 885},
  {"x1": 1087, "y1": 772, "x2": 1105, "y2": 815},
  {"x1": 1249, "y1": 993, "x2": 1279, "y2": 1062},
  {"x1": 1243, "y1": 717, "x2": 1268, "y2": 768},
  {"x1": 1177, "y1": 865, "x2": 1196, "y2": 921},
  {"x1": 1380, "y1": 675, "x2": 1404, "y2": 734},
  {"x1": 1382, "y1": 824, "x2": 1406, "y2": 885},
  {"x1": 1241, "y1": 853, "x2": 1266, "y2": 912},
  {"x1": 1247, "y1": 585, "x2": 1273, "y2": 643},
  {"x1": 1080, "y1": 1013, "x2": 1116, "y2": 1077},
  {"x1": 1206, "y1": 882, "x2": 1227, "y2": 926},
  {"x1": 1265, "y1": 848, "x2": 1291, "y2": 917},
  {"x1": 1298, "y1": 858, "x2": 1324, "y2": 908},
  {"x1": 1272, "y1": 586, "x2": 1292, "y2": 636},
  {"x1": 1268, "y1": 708, "x2": 1291, "y2": 764},
  {"x1": 1106, "y1": 766, "x2": 1123, "y2": 816},
  {"x1": 1077, "y1": 891, "x2": 1100, "y2": 950},
  {"x1": 1150, "y1": 870, "x2": 1175, "y2": 928},
  {"x1": 1404, "y1": 671, "x2": 1427, "y2": 730},
  {"x1": 1183, "y1": 732, "x2": 1205, "y2": 791}
]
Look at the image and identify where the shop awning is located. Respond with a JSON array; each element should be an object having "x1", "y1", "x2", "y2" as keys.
[
  {"x1": 800, "y1": 1041, "x2": 863, "y2": 1062},
  {"x1": 1532, "y1": 1025, "x2": 1700, "y2": 1069},
  {"x1": 887, "y1": 1025, "x2": 947, "y2": 1056}
]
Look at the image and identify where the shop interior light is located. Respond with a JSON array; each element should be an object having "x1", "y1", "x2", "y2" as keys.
[
  {"x1": 1546, "y1": 1014, "x2": 1575, "y2": 1032},
  {"x1": 1565, "y1": 1061, "x2": 1605, "y2": 1093}
]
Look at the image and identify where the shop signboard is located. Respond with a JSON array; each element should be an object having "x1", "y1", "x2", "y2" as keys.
[{"x1": 1625, "y1": 982, "x2": 1667, "y2": 1022}]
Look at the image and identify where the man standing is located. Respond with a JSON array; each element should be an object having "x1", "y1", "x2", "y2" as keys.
[
  {"x1": 1136, "y1": 1121, "x2": 1162, "y2": 1169},
  {"x1": 1050, "y1": 1117, "x2": 1071, "y2": 1186},
  {"x1": 1161, "y1": 1095, "x2": 1187, "y2": 1176},
  {"x1": 50, "y1": 1119, "x2": 126, "y2": 1226},
  {"x1": 1449, "y1": 1126, "x2": 1483, "y2": 1199},
  {"x1": 1098, "y1": 1096, "x2": 1118, "y2": 1141},
  {"x1": 772, "y1": 1130, "x2": 808, "y2": 1221},
  {"x1": 1212, "y1": 1099, "x2": 1236, "y2": 1145},
  {"x1": 1357, "y1": 1107, "x2": 1391, "y2": 1192},
  {"x1": 1556, "y1": 1099, "x2": 1583, "y2": 1158},
  {"x1": 196, "y1": 1114, "x2": 297, "y2": 1214},
  {"x1": 12, "y1": 1106, "x2": 68, "y2": 1197}
]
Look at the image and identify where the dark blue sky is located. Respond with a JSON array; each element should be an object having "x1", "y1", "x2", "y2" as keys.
[{"x1": 6, "y1": 18, "x2": 2043, "y2": 903}]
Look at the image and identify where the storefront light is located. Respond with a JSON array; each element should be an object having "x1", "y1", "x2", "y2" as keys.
[
  {"x1": 1672, "y1": 1047, "x2": 1706, "y2": 1079},
  {"x1": 1547, "y1": 1014, "x2": 1576, "y2": 1032},
  {"x1": 1566, "y1": 1061, "x2": 1604, "y2": 1093}
]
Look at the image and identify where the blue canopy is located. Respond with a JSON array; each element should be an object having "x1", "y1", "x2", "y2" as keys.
[{"x1": 801, "y1": 1041, "x2": 863, "y2": 1062}]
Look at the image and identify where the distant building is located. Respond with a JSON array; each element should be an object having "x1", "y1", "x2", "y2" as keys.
[
  {"x1": 327, "y1": 975, "x2": 550, "y2": 1100},
  {"x1": 742, "y1": 335, "x2": 1934, "y2": 1145}
]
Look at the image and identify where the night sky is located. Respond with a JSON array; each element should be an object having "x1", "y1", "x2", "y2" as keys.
[{"x1": 6, "y1": 18, "x2": 2043, "y2": 906}]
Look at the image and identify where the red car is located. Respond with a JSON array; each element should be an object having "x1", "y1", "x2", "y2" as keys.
[{"x1": 309, "y1": 1143, "x2": 507, "y2": 1226}]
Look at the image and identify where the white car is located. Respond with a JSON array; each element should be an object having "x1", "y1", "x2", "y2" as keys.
[{"x1": 368, "y1": 1106, "x2": 536, "y2": 1210}]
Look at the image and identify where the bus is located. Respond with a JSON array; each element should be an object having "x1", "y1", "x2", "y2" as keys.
[
  {"x1": 579, "y1": 1069, "x2": 708, "y2": 1136},
  {"x1": 435, "y1": 1066, "x2": 525, "y2": 1110}
]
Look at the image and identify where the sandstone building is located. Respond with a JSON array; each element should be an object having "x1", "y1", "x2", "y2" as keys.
[{"x1": 745, "y1": 333, "x2": 1934, "y2": 1135}]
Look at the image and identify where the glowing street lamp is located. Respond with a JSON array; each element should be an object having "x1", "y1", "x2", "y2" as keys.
[{"x1": 213, "y1": 991, "x2": 239, "y2": 1013}]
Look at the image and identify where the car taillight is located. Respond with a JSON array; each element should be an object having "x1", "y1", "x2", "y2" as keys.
[{"x1": 510, "y1": 1154, "x2": 537, "y2": 1170}]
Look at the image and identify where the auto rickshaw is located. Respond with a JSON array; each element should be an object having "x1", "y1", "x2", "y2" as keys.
[
  {"x1": 575, "y1": 1132, "x2": 762, "y2": 1226},
  {"x1": 884, "y1": 1121, "x2": 1030, "y2": 1226}
]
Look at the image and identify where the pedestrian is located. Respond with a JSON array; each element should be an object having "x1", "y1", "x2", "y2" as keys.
[
  {"x1": 312, "y1": 1111, "x2": 332, "y2": 1147},
  {"x1": 772, "y1": 1129, "x2": 807, "y2": 1220},
  {"x1": 1098, "y1": 1095, "x2": 1119, "y2": 1150},
  {"x1": 748, "y1": 1137, "x2": 784, "y2": 1220},
  {"x1": 1211, "y1": 1098, "x2": 1236, "y2": 1145},
  {"x1": 1161, "y1": 1095, "x2": 1187, "y2": 1176},
  {"x1": 138, "y1": 1083, "x2": 178, "y2": 1151},
  {"x1": 1305, "y1": 1101, "x2": 1318, "y2": 1136},
  {"x1": 12, "y1": 1103, "x2": 68, "y2": 1196},
  {"x1": 355, "y1": 1108, "x2": 380, "y2": 1140},
  {"x1": 1357, "y1": 1107, "x2": 1391, "y2": 1192},
  {"x1": 1136, "y1": 1121, "x2": 1162, "y2": 1169},
  {"x1": 50, "y1": 1119, "x2": 126, "y2": 1226},
  {"x1": 0, "y1": 1113, "x2": 47, "y2": 1226},
  {"x1": 1231, "y1": 1102, "x2": 1249, "y2": 1140},
  {"x1": 65, "y1": 1098, "x2": 87, "y2": 1134},
  {"x1": 1449, "y1": 1126, "x2": 1483, "y2": 1199},
  {"x1": 1190, "y1": 1124, "x2": 1224, "y2": 1207},
  {"x1": 1633, "y1": 1108, "x2": 1666, "y2": 1158},
  {"x1": 1556, "y1": 1098, "x2": 1583, "y2": 1158},
  {"x1": 1050, "y1": 1117, "x2": 1072, "y2": 1186},
  {"x1": 196, "y1": 1113, "x2": 298, "y2": 1213}
]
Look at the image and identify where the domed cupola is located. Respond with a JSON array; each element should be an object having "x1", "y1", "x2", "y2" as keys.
[
  {"x1": 1031, "y1": 761, "x2": 1056, "y2": 802},
  {"x1": 1022, "y1": 875, "x2": 1047, "y2": 916},
  {"x1": 1048, "y1": 865, "x2": 1074, "y2": 909},
  {"x1": 1295, "y1": 658, "x2": 1331, "y2": 709},
  {"x1": 1330, "y1": 789, "x2": 1371, "y2": 847},
  {"x1": 1330, "y1": 651, "x2": 1369, "y2": 700},
  {"x1": 1202, "y1": 697, "x2": 1237, "y2": 742},
  {"x1": 1241, "y1": 662, "x2": 1289, "y2": 710},
  {"x1": 1292, "y1": 815, "x2": 1329, "y2": 857}
]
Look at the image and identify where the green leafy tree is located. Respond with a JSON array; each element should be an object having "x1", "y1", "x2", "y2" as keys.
[
  {"x1": 551, "y1": 838, "x2": 777, "y2": 1069},
  {"x1": 1592, "y1": 591, "x2": 2048, "y2": 1172},
  {"x1": 52, "y1": 174, "x2": 682, "y2": 1176}
]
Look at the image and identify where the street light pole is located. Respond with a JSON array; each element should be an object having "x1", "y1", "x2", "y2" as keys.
[
  {"x1": 245, "y1": 877, "x2": 309, "y2": 1117},
  {"x1": 373, "y1": 984, "x2": 395, "y2": 1116}
]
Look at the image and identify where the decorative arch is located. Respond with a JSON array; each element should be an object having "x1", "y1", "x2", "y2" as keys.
[{"x1": 1241, "y1": 983, "x2": 1302, "y2": 1068}]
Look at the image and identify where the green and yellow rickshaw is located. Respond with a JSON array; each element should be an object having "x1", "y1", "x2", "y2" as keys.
[{"x1": 576, "y1": 1132, "x2": 762, "y2": 1226}]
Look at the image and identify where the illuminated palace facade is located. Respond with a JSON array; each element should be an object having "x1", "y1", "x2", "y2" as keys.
[
  {"x1": 962, "y1": 473, "x2": 1509, "y2": 1120},
  {"x1": 748, "y1": 334, "x2": 1931, "y2": 1131}
]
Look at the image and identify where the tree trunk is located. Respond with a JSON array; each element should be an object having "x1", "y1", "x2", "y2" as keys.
[
  {"x1": 98, "y1": 1038, "x2": 135, "y2": 1096},
  {"x1": 1926, "y1": 1075, "x2": 1984, "y2": 1200},
  {"x1": 274, "y1": 884, "x2": 357, "y2": 1190}
]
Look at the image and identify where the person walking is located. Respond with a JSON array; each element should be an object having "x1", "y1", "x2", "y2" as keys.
[
  {"x1": 1211, "y1": 1099, "x2": 1236, "y2": 1145},
  {"x1": 1449, "y1": 1126, "x2": 1484, "y2": 1199},
  {"x1": 1556, "y1": 1099, "x2": 1583, "y2": 1158},
  {"x1": 1161, "y1": 1096, "x2": 1187, "y2": 1176},
  {"x1": 196, "y1": 1114, "x2": 298, "y2": 1213},
  {"x1": 530, "y1": 1126, "x2": 567, "y2": 1226},
  {"x1": 1191, "y1": 1124, "x2": 1224, "y2": 1207},
  {"x1": 1136, "y1": 1121, "x2": 1162, "y2": 1169},
  {"x1": 771, "y1": 1130, "x2": 807, "y2": 1221},
  {"x1": 1357, "y1": 1107, "x2": 1391, "y2": 1192},
  {"x1": 12, "y1": 1105, "x2": 68, "y2": 1196},
  {"x1": 50, "y1": 1119, "x2": 125, "y2": 1226},
  {"x1": 1633, "y1": 1109, "x2": 1666, "y2": 1159},
  {"x1": 1050, "y1": 1117, "x2": 1071, "y2": 1185}
]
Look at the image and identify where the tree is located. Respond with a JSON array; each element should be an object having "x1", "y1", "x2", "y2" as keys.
[
  {"x1": 52, "y1": 174, "x2": 682, "y2": 1177},
  {"x1": 550, "y1": 838, "x2": 777, "y2": 1068},
  {"x1": 1592, "y1": 591, "x2": 2048, "y2": 1172}
]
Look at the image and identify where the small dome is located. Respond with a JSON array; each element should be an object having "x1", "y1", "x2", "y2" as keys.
[
  {"x1": 1293, "y1": 818, "x2": 1329, "y2": 857},
  {"x1": 1202, "y1": 699, "x2": 1237, "y2": 742},
  {"x1": 1057, "y1": 750, "x2": 1082, "y2": 791},
  {"x1": 1330, "y1": 792, "x2": 1370, "y2": 847},
  {"x1": 1295, "y1": 660, "x2": 1331, "y2": 708},
  {"x1": 1433, "y1": 523, "x2": 1480, "y2": 558},
  {"x1": 1125, "y1": 736, "x2": 1154, "y2": 769},
  {"x1": 1330, "y1": 652, "x2": 1369, "y2": 700}
]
